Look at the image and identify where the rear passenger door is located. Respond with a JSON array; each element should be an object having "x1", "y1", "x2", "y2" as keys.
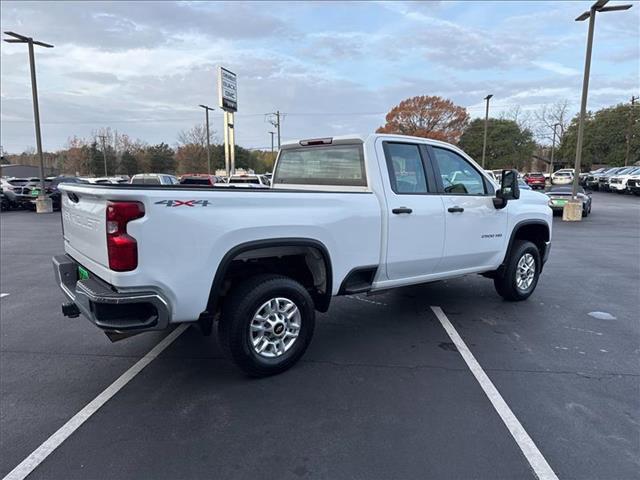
[
  {"x1": 428, "y1": 146, "x2": 508, "y2": 272},
  {"x1": 379, "y1": 140, "x2": 446, "y2": 281}
]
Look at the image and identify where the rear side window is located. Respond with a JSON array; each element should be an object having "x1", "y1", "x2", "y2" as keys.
[
  {"x1": 384, "y1": 143, "x2": 429, "y2": 194},
  {"x1": 274, "y1": 145, "x2": 366, "y2": 186}
]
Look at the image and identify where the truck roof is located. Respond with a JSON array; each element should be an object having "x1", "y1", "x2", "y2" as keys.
[{"x1": 280, "y1": 133, "x2": 461, "y2": 151}]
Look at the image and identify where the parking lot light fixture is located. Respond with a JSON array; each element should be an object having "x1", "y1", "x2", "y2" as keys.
[
  {"x1": 3, "y1": 31, "x2": 54, "y2": 213},
  {"x1": 481, "y1": 94, "x2": 493, "y2": 169},
  {"x1": 565, "y1": 0, "x2": 633, "y2": 221},
  {"x1": 550, "y1": 123, "x2": 561, "y2": 175},
  {"x1": 199, "y1": 104, "x2": 215, "y2": 175}
]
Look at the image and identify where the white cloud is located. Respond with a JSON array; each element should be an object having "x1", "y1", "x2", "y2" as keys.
[
  {"x1": 531, "y1": 61, "x2": 580, "y2": 76},
  {"x1": 0, "y1": 0, "x2": 637, "y2": 152}
]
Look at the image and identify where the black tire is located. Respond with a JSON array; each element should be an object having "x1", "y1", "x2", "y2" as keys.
[
  {"x1": 493, "y1": 240, "x2": 541, "y2": 301},
  {"x1": 218, "y1": 274, "x2": 315, "y2": 377}
]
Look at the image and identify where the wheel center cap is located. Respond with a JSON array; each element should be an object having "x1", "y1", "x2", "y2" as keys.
[{"x1": 273, "y1": 322, "x2": 285, "y2": 336}]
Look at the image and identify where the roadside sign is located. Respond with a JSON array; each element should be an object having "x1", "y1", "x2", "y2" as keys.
[{"x1": 218, "y1": 66, "x2": 237, "y2": 112}]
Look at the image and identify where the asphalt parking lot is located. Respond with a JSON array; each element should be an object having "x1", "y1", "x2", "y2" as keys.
[{"x1": 1, "y1": 191, "x2": 638, "y2": 480}]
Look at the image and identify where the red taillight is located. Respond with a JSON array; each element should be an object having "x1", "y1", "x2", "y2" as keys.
[{"x1": 106, "y1": 201, "x2": 145, "y2": 271}]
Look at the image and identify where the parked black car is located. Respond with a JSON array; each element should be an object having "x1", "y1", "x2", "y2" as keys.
[
  {"x1": 27, "y1": 176, "x2": 88, "y2": 210},
  {"x1": 546, "y1": 185, "x2": 592, "y2": 217}
]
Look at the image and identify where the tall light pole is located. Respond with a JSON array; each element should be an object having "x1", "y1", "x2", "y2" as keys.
[
  {"x1": 3, "y1": 31, "x2": 53, "y2": 213},
  {"x1": 550, "y1": 122, "x2": 561, "y2": 175},
  {"x1": 625, "y1": 95, "x2": 637, "y2": 166},
  {"x1": 268, "y1": 111, "x2": 282, "y2": 150},
  {"x1": 568, "y1": 0, "x2": 632, "y2": 210},
  {"x1": 481, "y1": 94, "x2": 493, "y2": 169},
  {"x1": 98, "y1": 134, "x2": 108, "y2": 176},
  {"x1": 199, "y1": 104, "x2": 214, "y2": 174},
  {"x1": 268, "y1": 131, "x2": 275, "y2": 152}
]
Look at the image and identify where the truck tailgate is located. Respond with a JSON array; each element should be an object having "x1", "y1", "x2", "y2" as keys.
[{"x1": 60, "y1": 188, "x2": 109, "y2": 268}]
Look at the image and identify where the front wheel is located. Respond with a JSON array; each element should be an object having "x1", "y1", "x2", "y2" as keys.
[
  {"x1": 494, "y1": 240, "x2": 541, "y2": 301},
  {"x1": 218, "y1": 274, "x2": 315, "y2": 377}
]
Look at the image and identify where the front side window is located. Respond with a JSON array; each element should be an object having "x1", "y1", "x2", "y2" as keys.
[
  {"x1": 384, "y1": 143, "x2": 429, "y2": 194},
  {"x1": 274, "y1": 145, "x2": 366, "y2": 186},
  {"x1": 432, "y1": 147, "x2": 486, "y2": 195}
]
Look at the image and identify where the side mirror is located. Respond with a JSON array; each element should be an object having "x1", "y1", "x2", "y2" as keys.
[{"x1": 493, "y1": 169, "x2": 520, "y2": 209}]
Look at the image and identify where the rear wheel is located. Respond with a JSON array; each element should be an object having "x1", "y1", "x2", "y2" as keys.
[
  {"x1": 494, "y1": 240, "x2": 541, "y2": 301},
  {"x1": 218, "y1": 274, "x2": 315, "y2": 377}
]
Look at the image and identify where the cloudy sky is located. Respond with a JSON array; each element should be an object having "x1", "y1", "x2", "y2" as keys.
[{"x1": 1, "y1": 1, "x2": 638, "y2": 153}]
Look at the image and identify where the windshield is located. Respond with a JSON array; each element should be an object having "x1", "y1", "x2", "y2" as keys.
[
  {"x1": 131, "y1": 176, "x2": 161, "y2": 185},
  {"x1": 181, "y1": 178, "x2": 211, "y2": 185},
  {"x1": 229, "y1": 177, "x2": 260, "y2": 184},
  {"x1": 9, "y1": 179, "x2": 30, "y2": 186}
]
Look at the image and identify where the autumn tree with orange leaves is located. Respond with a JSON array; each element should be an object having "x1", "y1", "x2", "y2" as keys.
[{"x1": 376, "y1": 95, "x2": 470, "y2": 144}]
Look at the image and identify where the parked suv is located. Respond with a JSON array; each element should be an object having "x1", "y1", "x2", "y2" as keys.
[
  {"x1": 523, "y1": 172, "x2": 546, "y2": 190},
  {"x1": 585, "y1": 168, "x2": 608, "y2": 190},
  {"x1": 608, "y1": 167, "x2": 640, "y2": 193},
  {"x1": 598, "y1": 167, "x2": 628, "y2": 191},
  {"x1": 551, "y1": 169, "x2": 574, "y2": 185},
  {"x1": 627, "y1": 173, "x2": 640, "y2": 195}
]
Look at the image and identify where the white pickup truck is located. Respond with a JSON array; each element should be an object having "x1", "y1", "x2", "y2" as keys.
[{"x1": 54, "y1": 134, "x2": 552, "y2": 376}]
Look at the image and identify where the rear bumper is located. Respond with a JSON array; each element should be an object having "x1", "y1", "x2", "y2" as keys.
[{"x1": 52, "y1": 254, "x2": 170, "y2": 332}]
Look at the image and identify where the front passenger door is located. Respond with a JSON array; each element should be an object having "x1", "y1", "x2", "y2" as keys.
[
  {"x1": 379, "y1": 141, "x2": 446, "y2": 281},
  {"x1": 429, "y1": 146, "x2": 508, "y2": 272}
]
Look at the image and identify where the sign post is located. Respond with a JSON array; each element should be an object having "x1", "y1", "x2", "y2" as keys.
[{"x1": 218, "y1": 67, "x2": 237, "y2": 177}]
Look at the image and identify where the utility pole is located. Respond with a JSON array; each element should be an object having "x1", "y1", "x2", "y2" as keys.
[
  {"x1": 98, "y1": 134, "x2": 108, "y2": 176},
  {"x1": 3, "y1": 31, "x2": 54, "y2": 213},
  {"x1": 481, "y1": 94, "x2": 493, "y2": 169},
  {"x1": 569, "y1": 0, "x2": 633, "y2": 212},
  {"x1": 199, "y1": 104, "x2": 214, "y2": 174},
  {"x1": 625, "y1": 95, "x2": 637, "y2": 166},
  {"x1": 268, "y1": 111, "x2": 282, "y2": 150},
  {"x1": 268, "y1": 131, "x2": 275, "y2": 152}
]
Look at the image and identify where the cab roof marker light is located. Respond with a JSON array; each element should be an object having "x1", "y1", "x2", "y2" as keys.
[{"x1": 299, "y1": 137, "x2": 333, "y2": 146}]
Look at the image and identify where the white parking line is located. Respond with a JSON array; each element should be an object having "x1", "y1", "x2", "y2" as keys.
[
  {"x1": 430, "y1": 306, "x2": 559, "y2": 480},
  {"x1": 2, "y1": 323, "x2": 189, "y2": 480}
]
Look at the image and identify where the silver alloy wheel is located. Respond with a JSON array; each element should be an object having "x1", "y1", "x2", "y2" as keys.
[
  {"x1": 516, "y1": 253, "x2": 536, "y2": 291},
  {"x1": 249, "y1": 297, "x2": 301, "y2": 358}
]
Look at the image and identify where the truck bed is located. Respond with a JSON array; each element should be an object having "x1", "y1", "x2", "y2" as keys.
[{"x1": 58, "y1": 183, "x2": 382, "y2": 322}]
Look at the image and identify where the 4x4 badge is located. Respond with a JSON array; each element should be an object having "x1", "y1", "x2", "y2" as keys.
[{"x1": 154, "y1": 200, "x2": 210, "y2": 207}]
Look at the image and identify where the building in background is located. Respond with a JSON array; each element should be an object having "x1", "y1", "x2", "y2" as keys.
[{"x1": 0, "y1": 164, "x2": 58, "y2": 178}]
